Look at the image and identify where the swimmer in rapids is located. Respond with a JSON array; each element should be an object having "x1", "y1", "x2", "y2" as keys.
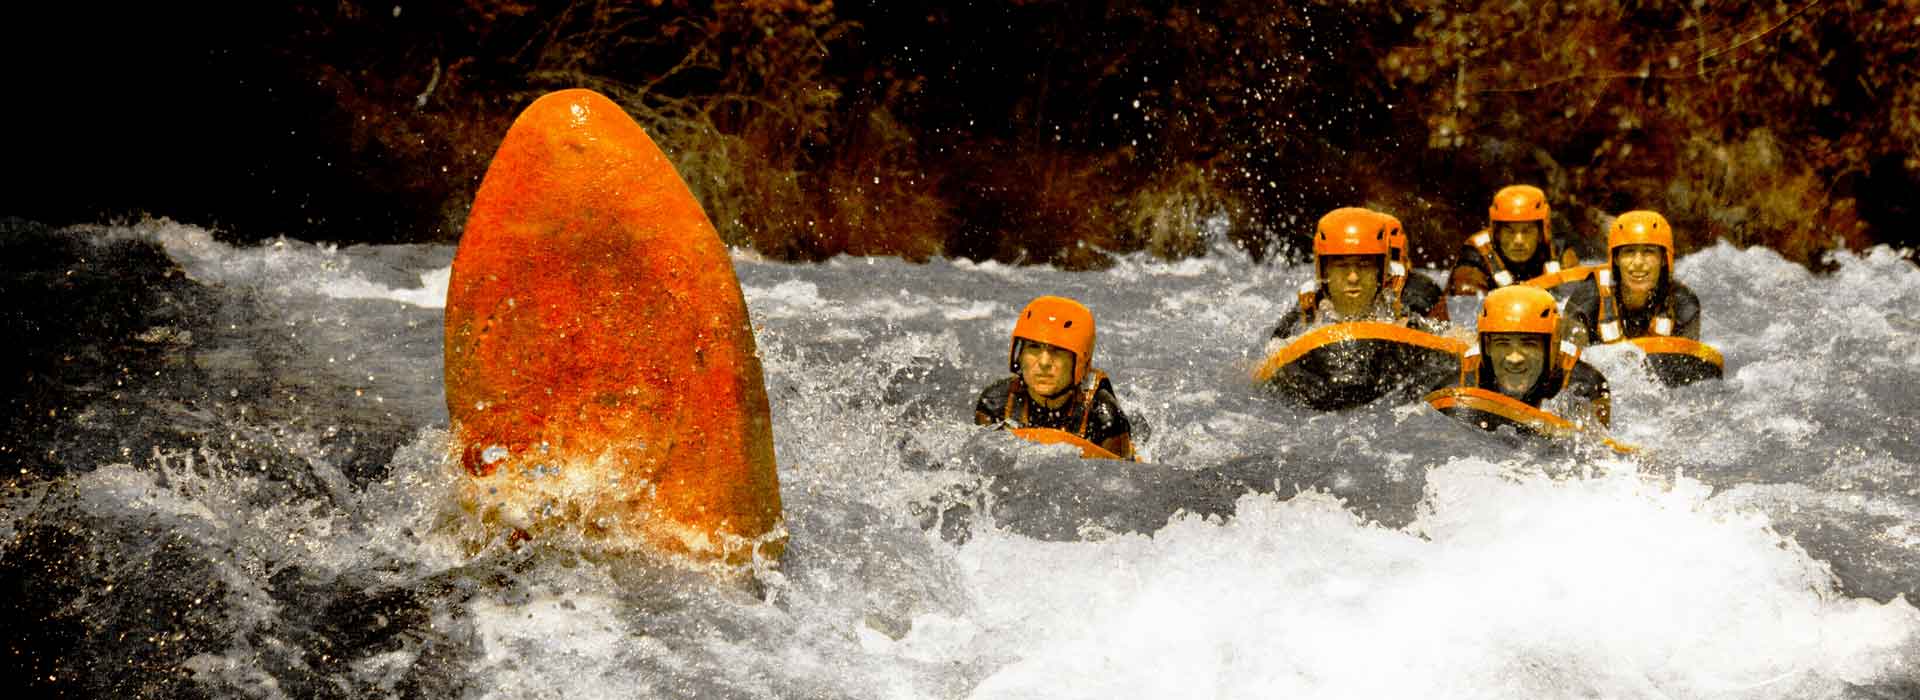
[
  {"x1": 1451, "y1": 285, "x2": 1613, "y2": 429},
  {"x1": 974, "y1": 296, "x2": 1136, "y2": 460},
  {"x1": 1445, "y1": 184, "x2": 1584, "y2": 296},
  {"x1": 1561, "y1": 210, "x2": 1703, "y2": 345},
  {"x1": 1265, "y1": 207, "x2": 1443, "y2": 347}
]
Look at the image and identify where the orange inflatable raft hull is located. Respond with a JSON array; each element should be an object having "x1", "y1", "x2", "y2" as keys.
[
  {"x1": 443, "y1": 89, "x2": 783, "y2": 566},
  {"x1": 1253, "y1": 321, "x2": 1466, "y2": 411},
  {"x1": 1425, "y1": 386, "x2": 1636, "y2": 454},
  {"x1": 1626, "y1": 336, "x2": 1724, "y2": 386},
  {"x1": 1010, "y1": 427, "x2": 1124, "y2": 460}
]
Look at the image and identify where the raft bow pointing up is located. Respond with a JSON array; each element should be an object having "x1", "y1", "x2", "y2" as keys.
[{"x1": 443, "y1": 89, "x2": 784, "y2": 565}]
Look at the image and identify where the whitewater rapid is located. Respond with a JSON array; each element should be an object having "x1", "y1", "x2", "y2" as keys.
[{"x1": 3, "y1": 218, "x2": 1917, "y2": 698}]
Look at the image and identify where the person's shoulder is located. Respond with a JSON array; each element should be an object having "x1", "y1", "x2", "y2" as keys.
[
  {"x1": 1563, "y1": 276, "x2": 1600, "y2": 305},
  {"x1": 976, "y1": 375, "x2": 1016, "y2": 409},
  {"x1": 1404, "y1": 273, "x2": 1444, "y2": 306},
  {"x1": 1271, "y1": 306, "x2": 1307, "y2": 339},
  {"x1": 1570, "y1": 358, "x2": 1609, "y2": 389},
  {"x1": 1669, "y1": 280, "x2": 1700, "y2": 304},
  {"x1": 1088, "y1": 382, "x2": 1132, "y2": 427},
  {"x1": 1455, "y1": 237, "x2": 1489, "y2": 261}
]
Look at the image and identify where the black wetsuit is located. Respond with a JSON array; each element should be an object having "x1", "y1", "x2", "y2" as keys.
[
  {"x1": 1445, "y1": 236, "x2": 1580, "y2": 295},
  {"x1": 974, "y1": 375, "x2": 1133, "y2": 448},
  {"x1": 1399, "y1": 274, "x2": 1447, "y2": 322},
  {"x1": 1262, "y1": 295, "x2": 1454, "y2": 409},
  {"x1": 1562, "y1": 277, "x2": 1702, "y2": 342},
  {"x1": 1476, "y1": 357, "x2": 1611, "y2": 419}
]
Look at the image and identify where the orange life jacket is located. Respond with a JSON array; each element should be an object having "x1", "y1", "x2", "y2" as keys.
[
  {"x1": 1591, "y1": 268, "x2": 1675, "y2": 342},
  {"x1": 1467, "y1": 230, "x2": 1561, "y2": 288}
]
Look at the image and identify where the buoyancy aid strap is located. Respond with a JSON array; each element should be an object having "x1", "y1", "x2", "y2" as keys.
[
  {"x1": 1470, "y1": 231, "x2": 1514, "y2": 287},
  {"x1": 1556, "y1": 340, "x2": 1579, "y2": 392},
  {"x1": 1461, "y1": 342, "x2": 1482, "y2": 387},
  {"x1": 1597, "y1": 268, "x2": 1676, "y2": 338},
  {"x1": 1075, "y1": 369, "x2": 1109, "y2": 437},
  {"x1": 1594, "y1": 269, "x2": 1623, "y2": 342},
  {"x1": 1003, "y1": 375, "x2": 1021, "y2": 423}
]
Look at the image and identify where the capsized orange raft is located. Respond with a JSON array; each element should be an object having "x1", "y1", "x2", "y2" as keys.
[
  {"x1": 443, "y1": 89, "x2": 783, "y2": 565},
  {"x1": 1252, "y1": 321, "x2": 1466, "y2": 410},
  {"x1": 1010, "y1": 427, "x2": 1124, "y2": 460},
  {"x1": 1425, "y1": 386, "x2": 1637, "y2": 454}
]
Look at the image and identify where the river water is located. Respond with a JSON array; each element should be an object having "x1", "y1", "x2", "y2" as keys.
[{"x1": 3, "y1": 217, "x2": 1917, "y2": 698}]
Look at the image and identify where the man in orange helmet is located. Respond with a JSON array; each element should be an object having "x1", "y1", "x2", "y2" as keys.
[
  {"x1": 1446, "y1": 185, "x2": 1583, "y2": 296},
  {"x1": 1562, "y1": 210, "x2": 1702, "y2": 345},
  {"x1": 1267, "y1": 207, "x2": 1440, "y2": 343},
  {"x1": 1461, "y1": 286, "x2": 1612, "y2": 427},
  {"x1": 975, "y1": 296, "x2": 1136, "y2": 459}
]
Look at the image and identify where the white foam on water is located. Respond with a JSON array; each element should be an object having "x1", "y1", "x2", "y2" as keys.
[{"x1": 952, "y1": 464, "x2": 1919, "y2": 699}]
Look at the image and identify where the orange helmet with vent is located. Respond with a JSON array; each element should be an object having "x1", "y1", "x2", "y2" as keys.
[
  {"x1": 1008, "y1": 296, "x2": 1096, "y2": 385},
  {"x1": 1314, "y1": 207, "x2": 1392, "y2": 281},
  {"x1": 1608, "y1": 210, "x2": 1675, "y2": 270},
  {"x1": 1488, "y1": 184, "x2": 1552, "y2": 251},
  {"x1": 1478, "y1": 285, "x2": 1561, "y2": 348}
]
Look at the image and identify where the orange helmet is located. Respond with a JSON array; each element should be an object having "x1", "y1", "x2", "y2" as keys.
[
  {"x1": 1009, "y1": 296, "x2": 1096, "y2": 385},
  {"x1": 1470, "y1": 285, "x2": 1577, "y2": 396},
  {"x1": 1376, "y1": 210, "x2": 1410, "y2": 274},
  {"x1": 1608, "y1": 210, "x2": 1675, "y2": 270},
  {"x1": 1488, "y1": 184, "x2": 1552, "y2": 250},
  {"x1": 1478, "y1": 285, "x2": 1561, "y2": 348},
  {"x1": 1314, "y1": 207, "x2": 1392, "y2": 280}
]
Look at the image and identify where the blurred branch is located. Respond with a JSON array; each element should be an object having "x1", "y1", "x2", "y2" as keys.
[{"x1": 1471, "y1": 0, "x2": 1827, "y2": 95}]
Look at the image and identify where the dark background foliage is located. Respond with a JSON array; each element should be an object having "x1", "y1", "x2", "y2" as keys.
[{"x1": 7, "y1": 1, "x2": 1916, "y2": 269}]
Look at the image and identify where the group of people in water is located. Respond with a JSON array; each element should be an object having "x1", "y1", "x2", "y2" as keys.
[{"x1": 974, "y1": 184, "x2": 1710, "y2": 459}]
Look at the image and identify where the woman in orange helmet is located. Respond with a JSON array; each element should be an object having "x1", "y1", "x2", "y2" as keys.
[
  {"x1": 1562, "y1": 210, "x2": 1702, "y2": 345},
  {"x1": 974, "y1": 296, "x2": 1136, "y2": 459},
  {"x1": 1445, "y1": 185, "x2": 1584, "y2": 296}
]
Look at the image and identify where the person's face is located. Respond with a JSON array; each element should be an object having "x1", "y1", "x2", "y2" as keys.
[
  {"x1": 1018, "y1": 340, "x2": 1076, "y2": 398},
  {"x1": 1321, "y1": 255, "x2": 1381, "y2": 317},
  {"x1": 1494, "y1": 221, "x2": 1541, "y2": 263},
  {"x1": 1484, "y1": 332, "x2": 1547, "y2": 398},
  {"x1": 1614, "y1": 244, "x2": 1664, "y2": 301}
]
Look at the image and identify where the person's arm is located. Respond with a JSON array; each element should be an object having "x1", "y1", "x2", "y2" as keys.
[
  {"x1": 974, "y1": 377, "x2": 1012, "y2": 427},
  {"x1": 1087, "y1": 386, "x2": 1136, "y2": 459},
  {"x1": 1561, "y1": 281, "x2": 1599, "y2": 348},
  {"x1": 1446, "y1": 245, "x2": 1492, "y2": 296},
  {"x1": 1560, "y1": 247, "x2": 1583, "y2": 270},
  {"x1": 1403, "y1": 275, "x2": 1449, "y2": 324},
  {"x1": 1672, "y1": 284, "x2": 1702, "y2": 340},
  {"x1": 1567, "y1": 362, "x2": 1612, "y2": 429}
]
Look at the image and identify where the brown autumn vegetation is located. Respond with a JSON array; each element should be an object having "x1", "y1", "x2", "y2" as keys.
[{"x1": 20, "y1": 2, "x2": 1917, "y2": 269}]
